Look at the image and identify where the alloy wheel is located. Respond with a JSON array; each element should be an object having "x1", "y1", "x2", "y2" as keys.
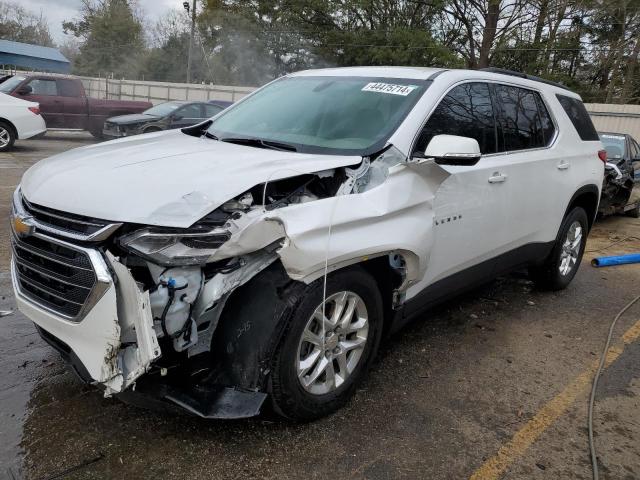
[
  {"x1": 559, "y1": 220, "x2": 582, "y2": 276},
  {"x1": 0, "y1": 127, "x2": 10, "y2": 148},
  {"x1": 296, "y1": 291, "x2": 369, "y2": 395}
]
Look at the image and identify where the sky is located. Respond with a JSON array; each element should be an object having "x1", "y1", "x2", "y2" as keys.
[{"x1": 19, "y1": 0, "x2": 183, "y2": 44}]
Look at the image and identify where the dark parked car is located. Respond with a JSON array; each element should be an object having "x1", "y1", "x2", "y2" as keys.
[
  {"x1": 102, "y1": 100, "x2": 227, "y2": 138},
  {"x1": 598, "y1": 131, "x2": 640, "y2": 217},
  {"x1": 0, "y1": 74, "x2": 152, "y2": 137}
]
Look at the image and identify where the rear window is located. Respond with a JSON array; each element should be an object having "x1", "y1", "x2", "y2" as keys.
[{"x1": 556, "y1": 95, "x2": 599, "y2": 141}]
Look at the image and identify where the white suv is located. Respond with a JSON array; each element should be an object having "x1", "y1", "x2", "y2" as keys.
[{"x1": 10, "y1": 67, "x2": 604, "y2": 420}]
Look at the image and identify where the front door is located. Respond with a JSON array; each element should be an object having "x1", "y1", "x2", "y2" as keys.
[
  {"x1": 168, "y1": 103, "x2": 205, "y2": 129},
  {"x1": 407, "y1": 82, "x2": 510, "y2": 294}
]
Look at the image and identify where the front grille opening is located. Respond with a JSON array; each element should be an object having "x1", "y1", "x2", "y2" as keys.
[
  {"x1": 12, "y1": 234, "x2": 98, "y2": 320},
  {"x1": 20, "y1": 279, "x2": 83, "y2": 317}
]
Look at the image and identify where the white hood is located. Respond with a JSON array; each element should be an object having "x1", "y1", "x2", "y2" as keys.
[{"x1": 20, "y1": 129, "x2": 362, "y2": 228}]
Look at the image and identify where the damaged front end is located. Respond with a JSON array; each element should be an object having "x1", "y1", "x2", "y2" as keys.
[
  {"x1": 11, "y1": 145, "x2": 448, "y2": 418},
  {"x1": 599, "y1": 161, "x2": 635, "y2": 215}
]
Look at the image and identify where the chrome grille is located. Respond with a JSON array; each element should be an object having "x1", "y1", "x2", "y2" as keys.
[
  {"x1": 11, "y1": 233, "x2": 97, "y2": 319},
  {"x1": 22, "y1": 197, "x2": 109, "y2": 237}
]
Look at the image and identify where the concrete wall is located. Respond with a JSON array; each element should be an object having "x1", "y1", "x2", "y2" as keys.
[
  {"x1": 586, "y1": 103, "x2": 640, "y2": 139},
  {"x1": 78, "y1": 76, "x2": 256, "y2": 104}
]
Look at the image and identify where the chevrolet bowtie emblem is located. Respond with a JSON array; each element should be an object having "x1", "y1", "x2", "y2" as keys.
[{"x1": 12, "y1": 214, "x2": 34, "y2": 238}]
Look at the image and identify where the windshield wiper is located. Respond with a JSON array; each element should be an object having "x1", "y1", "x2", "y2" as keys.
[
  {"x1": 203, "y1": 131, "x2": 219, "y2": 140},
  {"x1": 220, "y1": 137, "x2": 297, "y2": 152}
]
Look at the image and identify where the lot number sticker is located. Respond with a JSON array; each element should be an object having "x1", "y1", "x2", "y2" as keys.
[{"x1": 362, "y1": 82, "x2": 418, "y2": 96}]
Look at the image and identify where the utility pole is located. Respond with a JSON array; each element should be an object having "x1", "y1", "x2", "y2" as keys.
[{"x1": 183, "y1": 0, "x2": 196, "y2": 83}]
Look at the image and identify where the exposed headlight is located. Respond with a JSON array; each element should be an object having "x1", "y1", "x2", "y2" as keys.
[
  {"x1": 120, "y1": 228, "x2": 231, "y2": 266},
  {"x1": 119, "y1": 210, "x2": 234, "y2": 266}
]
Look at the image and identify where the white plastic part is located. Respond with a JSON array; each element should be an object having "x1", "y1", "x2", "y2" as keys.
[
  {"x1": 148, "y1": 266, "x2": 202, "y2": 352},
  {"x1": 422, "y1": 134, "x2": 481, "y2": 159}
]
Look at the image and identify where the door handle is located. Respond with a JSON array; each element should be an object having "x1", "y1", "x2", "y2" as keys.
[
  {"x1": 488, "y1": 173, "x2": 507, "y2": 183},
  {"x1": 558, "y1": 162, "x2": 570, "y2": 170}
]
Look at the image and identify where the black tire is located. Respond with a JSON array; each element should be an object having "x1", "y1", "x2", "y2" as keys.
[
  {"x1": 0, "y1": 121, "x2": 16, "y2": 151},
  {"x1": 89, "y1": 129, "x2": 104, "y2": 139},
  {"x1": 270, "y1": 267, "x2": 383, "y2": 421},
  {"x1": 530, "y1": 207, "x2": 589, "y2": 291}
]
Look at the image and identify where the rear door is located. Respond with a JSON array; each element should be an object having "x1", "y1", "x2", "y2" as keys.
[
  {"x1": 21, "y1": 77, "x2": 64, "y2": 128},
  {"x1": 168, "y1": 103, "x2": 206, "y2": 129},
  {"x1": 491, "y1": 84, "x2": 559, "y2": 250},
  {"x1": 413, "y1": 82, "x2": 510, "y2": 288},
  {"x1": 56, "y1": 79, "x2": 87, "y2": 129}
]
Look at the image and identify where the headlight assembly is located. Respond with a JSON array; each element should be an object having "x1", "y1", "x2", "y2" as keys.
[{"x1": 119, "y1": 227, "x2": 231, "y2": 266}]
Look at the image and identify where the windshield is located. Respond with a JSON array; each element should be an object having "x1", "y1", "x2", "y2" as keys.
[
  {"x1": 599, "y1": 133, "x2": 626, "y2": 160},
  {"x1": 0, "y1": 76, "x2": 26, "y2": 93},
  {"x1": 143, "y1": 102, "x2": 182, "y2": 116},
  {"x1": 207, "y1": 76, "x2": 429, "y2": 155}
]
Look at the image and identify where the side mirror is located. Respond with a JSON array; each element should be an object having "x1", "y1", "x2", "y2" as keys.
[
  {"x1": 418, "y1": 134, "x2": 481, "y2": 166},
  {"x1": 16, "y1": 85, "x2": 32, "y2": 95},
  {"x1": 171, "y1": 114, "x2": 183, "y2": 121}
]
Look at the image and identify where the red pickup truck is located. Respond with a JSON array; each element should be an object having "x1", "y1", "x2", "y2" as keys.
[{"x1": 0, "y1": 74, "x2": 152, "y2": 137}]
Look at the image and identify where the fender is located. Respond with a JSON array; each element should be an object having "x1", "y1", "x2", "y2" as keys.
[{"x1": 563, "y1": 184, "x2": 600, "y2": 231}]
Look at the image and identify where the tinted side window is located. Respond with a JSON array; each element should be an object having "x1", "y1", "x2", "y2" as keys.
[
  {"x1": 536, "y1": 95, "x2": 556, "y2": 146},
  {"x1": 495, "y1": 85, "x2": 545, "y2": 151},
  {"x1": 27, "y1": 79, "x2": 58, "y2": 96},
  {"x1": 556, "y1": 94, "x2": 599, "y2": 141},
  {"x1": 204, "y1": 104, "x2": 223, "y2": 117},
  {"x1": 57, "y1": 79, "x2": 81, "y2": 97},
  {"x1": 415, "y1": 82, "x2": 496, "y2": 155},
  {"x1": 629, "y1": 138, "x2": 639, "y2": 159},
  {"x1": 177, "y1": 104, "x2": 202, "y2": 118}
]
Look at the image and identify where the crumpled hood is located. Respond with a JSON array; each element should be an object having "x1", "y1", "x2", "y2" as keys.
[{"x1": 20, "y1": 129, "x2": 362, "y2": 228}]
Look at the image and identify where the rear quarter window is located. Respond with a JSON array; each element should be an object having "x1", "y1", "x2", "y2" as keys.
[{"x1": 556, "y1": 95, "x2": 599, "y2": 141}]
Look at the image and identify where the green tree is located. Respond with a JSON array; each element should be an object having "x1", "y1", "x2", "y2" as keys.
[
  {"x1": 0, "y1": 0, "x2": 53, "y2": 47},
  {"x1": 63, "y1": 0, "x2": 145, "y2": 78}
]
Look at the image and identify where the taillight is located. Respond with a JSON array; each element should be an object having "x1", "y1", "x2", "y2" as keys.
[
  {"x1": 598, "y1": 150, "x2": 607, "y2": 163},
  {"x1": 28, "y1": 106, "x2": 40, "y2": 115}
]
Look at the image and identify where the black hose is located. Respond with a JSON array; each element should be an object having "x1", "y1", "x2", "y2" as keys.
[{"x1": 159, "y1": 282, "x2": 188, "y2": 339}]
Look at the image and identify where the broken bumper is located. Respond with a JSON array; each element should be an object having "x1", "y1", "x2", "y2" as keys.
[
  {"x1": 10, "y1": 232, "x2": 269, "y2": 419},
  {"x1": 10, "y1": 232, "x2": 161, "y2": 395}
]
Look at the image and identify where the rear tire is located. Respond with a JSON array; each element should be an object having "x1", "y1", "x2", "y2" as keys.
[
  {"x1": 0, "y1": 121, "x2": 16, "y2": 151},
  {"x1": 270, "y1": 267, "x2": 383, "y2": 421},
  {"x1": 530, "y1": 207, "x2": 588, "y2": 291}
]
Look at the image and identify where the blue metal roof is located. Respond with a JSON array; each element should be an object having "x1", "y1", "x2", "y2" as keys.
[{"x1": 0, "y1": 40, "x2": 70, "y2": 73}]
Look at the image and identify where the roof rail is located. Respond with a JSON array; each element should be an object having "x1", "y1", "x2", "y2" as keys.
[{"x1": 479, "y1": 67, "x2": 571, "y2": 92}]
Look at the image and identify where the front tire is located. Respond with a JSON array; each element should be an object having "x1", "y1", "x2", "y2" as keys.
[
  {"x1": 0, "y1": 121, "x2": 16, "y2": 151},
  {"x1": 530, "y1": 207, "x2": 588, "y2": 290},
  {"x1": 270, "y1": 268, "x2": 383, "y2": 421}
]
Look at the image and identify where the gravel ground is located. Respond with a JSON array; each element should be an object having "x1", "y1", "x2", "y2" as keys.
[{"x1": 1, "y1": 132, "x2": 639, "y2": 479}]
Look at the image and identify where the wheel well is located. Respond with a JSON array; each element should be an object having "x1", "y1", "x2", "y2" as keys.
[
  {"x1": 358, "y1": 255, "x2": 404, "y2": 335},
  {"x1": 566, "y1": 185, "x2": 599, "y2": 231},
  {"x1": 0, "y1": 118, "x2": 18, "y2": 139}
]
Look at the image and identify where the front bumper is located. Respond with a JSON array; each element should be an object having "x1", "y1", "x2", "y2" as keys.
[
  {"x1": 10, "y1": 233, "x2": 269, "y2": 419},
  {"x1": 10, "y1": 234, "x2": 161, "y2": 395}
]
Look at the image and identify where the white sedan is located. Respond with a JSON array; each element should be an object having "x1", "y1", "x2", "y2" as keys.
[{"x1": 0, "y1": 92, "x2": 46, "y2": 151}]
